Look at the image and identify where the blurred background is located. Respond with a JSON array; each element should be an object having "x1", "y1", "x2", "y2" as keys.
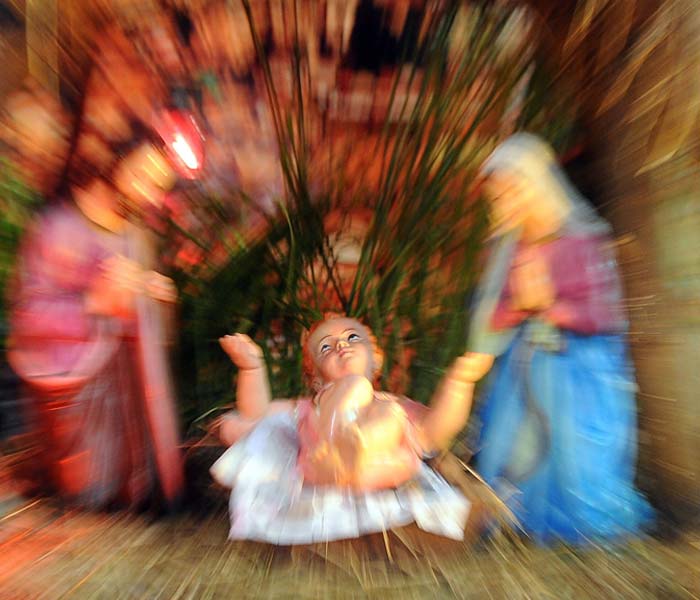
[{"x1": 1, "y1": 0, "x2": 700, "y2": 597}]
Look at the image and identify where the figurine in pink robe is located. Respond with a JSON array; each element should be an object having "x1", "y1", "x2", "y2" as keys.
[{"x1": 8, "y1": 134, "x2": 184, "y2": 510}]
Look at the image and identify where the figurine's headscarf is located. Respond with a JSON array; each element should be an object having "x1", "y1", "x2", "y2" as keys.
[{"x1": 480, "y1": 133, "x2": 610, "y2": 238}]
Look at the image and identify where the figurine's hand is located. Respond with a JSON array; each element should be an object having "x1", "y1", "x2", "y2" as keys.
[
  {"x1": 542, "y1": 301, "x2": 574, "y2": 329},
  {"x1": 86, "y1": 254, "x2": 143, "y2": 317},
  {"x1": 510, "y1": 250, "x2": 555, "y2": 312},
  {"x1": 448, "y1": 352, "x2": 494, "y2": 384},
  {"x1": 145, "y1": 271, "x2": 177, "y2": 303},
  {"x1": 219, "y1": 333, "x2": 265, "y2": 370},
  {"x1": 101, "y1": 254, "x2": 145, "y2": 294}
]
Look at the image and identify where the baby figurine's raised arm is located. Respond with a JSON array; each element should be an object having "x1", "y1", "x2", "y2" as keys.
[
  {"x1": 219, "y1": 333, "x2": 272, "y2": 421},
  {"x1": 420, "y1": 352, "x2": 494, "y2": 453}
]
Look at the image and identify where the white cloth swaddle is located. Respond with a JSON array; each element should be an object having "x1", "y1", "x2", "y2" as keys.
[{"x1": 211, "y1": 411, "x2": 471, "y2": 545}]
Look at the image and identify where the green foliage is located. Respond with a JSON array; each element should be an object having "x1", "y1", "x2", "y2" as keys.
[
  {"x1": 172, "y1": 1, "x2": 545, "y2": 430},
  {"x1": 0, "y1": 160, "x2": 42, "y2": 349}
]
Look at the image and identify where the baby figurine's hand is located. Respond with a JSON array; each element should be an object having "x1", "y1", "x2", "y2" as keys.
[
  {"x1": 219, "y1": 333, "x2": 265, "y2": 370},
  {"x1": 448, "y1": 352, "x2": 494, "y2": 384}
]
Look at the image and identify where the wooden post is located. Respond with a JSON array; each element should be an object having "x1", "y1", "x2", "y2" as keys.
[
  {"x1": 590, "y1": 2, "x2": 700, "y2": 523},
  {"x1": 25, "y1": 0, "x2": 59, "y2": 95}
]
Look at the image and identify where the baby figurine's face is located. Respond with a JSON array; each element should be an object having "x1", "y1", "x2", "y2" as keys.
[{"x1": 307, "y1": 317, "x2": 375, "y2": 385}]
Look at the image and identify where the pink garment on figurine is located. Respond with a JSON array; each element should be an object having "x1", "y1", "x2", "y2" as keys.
[
  {"x1": 8, "y1": 201, "x2": 183, "y2": 509},
  {"x1": 296, "y1": 392, "x2": 425, "y2": 490},
  {"x1": 491, "y1": 234, "x2": 625, "y2": 334}
]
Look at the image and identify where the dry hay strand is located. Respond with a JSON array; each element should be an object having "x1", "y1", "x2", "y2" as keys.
[
  {"x1": 247, "y1": 453, "x2": 519, "y2": 597},
  {"x1": 2, "y1": 496, "x2": 700, "y2": 599},
  {"x1": 4, "y1": 444, "x2": 700, "y2": 598},
  {"x1": 174, "y1": 445, "x2": 521, "y2": 597}
]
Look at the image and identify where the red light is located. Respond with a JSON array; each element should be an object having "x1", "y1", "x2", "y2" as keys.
[
  {"x1": 156, "y1": 109, "x2": 204, "y2": 179},
  {"x1": 172, "y1": 133, "x2": 200, "y2": 170}
]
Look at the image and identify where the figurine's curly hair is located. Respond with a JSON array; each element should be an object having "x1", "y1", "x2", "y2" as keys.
[{"x1": 301, "y1": 312, "x2": 384, "y2": 391}]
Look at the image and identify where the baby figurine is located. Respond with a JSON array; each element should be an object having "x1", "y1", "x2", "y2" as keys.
[{"x1": 218, "y1": 314, "x2": 493, "y2": 491}]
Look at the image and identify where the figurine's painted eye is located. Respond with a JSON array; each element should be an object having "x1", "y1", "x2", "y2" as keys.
[
  {"x1": 319, "y1": 343, "x2": 332, "y2": 355},
  {"x1": 347, "y1": 332, "x2": 361, "y2": 343}
]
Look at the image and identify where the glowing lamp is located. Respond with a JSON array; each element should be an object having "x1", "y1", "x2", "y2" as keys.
[{"x1": 157, "y1": 108, "x2": 205, "y2": 179}]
